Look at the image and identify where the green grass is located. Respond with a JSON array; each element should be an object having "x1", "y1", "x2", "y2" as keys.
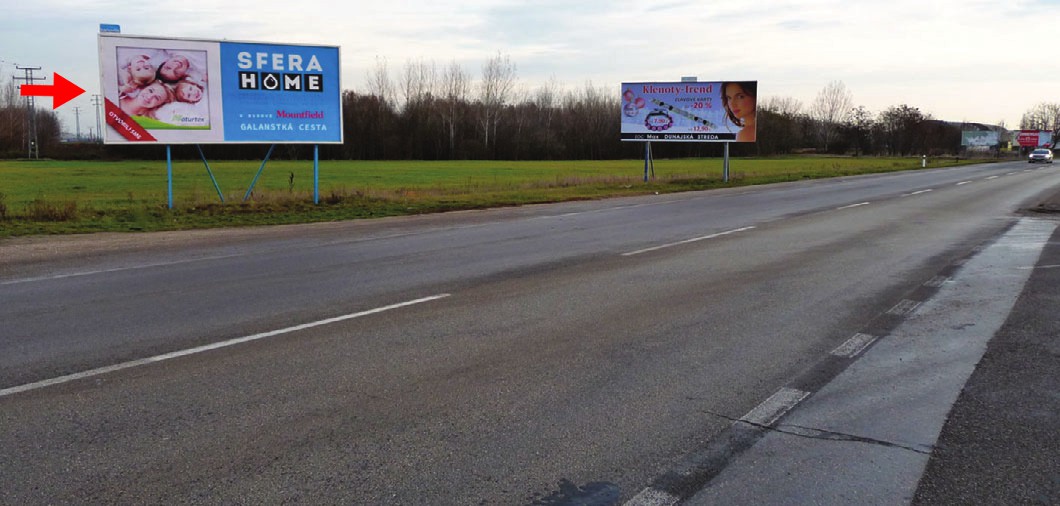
[{"x1": 0, "y1": 156, "x2": 989, "y2": 237}]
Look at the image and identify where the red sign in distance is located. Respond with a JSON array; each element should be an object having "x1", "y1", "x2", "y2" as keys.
[{"x1": 18, "y1": 73, "x2": 86, "y2": 109}]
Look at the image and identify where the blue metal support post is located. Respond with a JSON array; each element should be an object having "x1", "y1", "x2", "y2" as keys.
[
  {"x1": 196, "y1": 145, "x2": 225, "y2": 203},
  {"x1": 166, "y1": 145, "x2": 174, "y2": 209},
  {"x1": 243, "y1": 144, "x2": 277, "y2": 201}
]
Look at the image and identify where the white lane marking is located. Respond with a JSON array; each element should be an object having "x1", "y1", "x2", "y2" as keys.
[
  {"x1": 1006, "y1": 172, "x2": 1019, "y2": 176},
  {"x1": 836, "y1": 202, "x2": 870, "y2": 210},
  {"x1": 0, "y1": 254, "x2": 246, "y2": 286},
  {"x1": 986, "y1": 175, "x2": 999, "y2": 180},
  {"x1": 1018, "y1": 264, "x2": 1060, "y2": 270},
  {"x1": 741, "y1": 387, "x2": 811, "y2": 426},
  {"x1": 903, "y1": 189, "x2": 933, "y2": 197},
  {"x1": 886, "y1": 299, "x2": 922, "y2": 316},
  {"x1": 924, "y1": 275, "x2": 950, "y2": 288},
  {"x1": 622, "y1": 227, "x2": 756, "y2": 256},
  {"x1": 0, "y1": 294, "x2": 451, "y2": 398},
  {"x1": 830, "y1": 333, "x2": 878, "y2": 358},
  {"x1": 956, "y1": 181, "x2": 972, "y2": 186},
  {"x1": 625, "y1": 487, "x2": 680, "y2": 506}
]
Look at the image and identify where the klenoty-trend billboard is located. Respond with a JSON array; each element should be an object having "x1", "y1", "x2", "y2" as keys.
[
  {"x1": 98, "y1": 34, "x2": 342, "y2": 144},
  {"x1": 620, "y1": 81, "x2": 757, "y2": 142}
]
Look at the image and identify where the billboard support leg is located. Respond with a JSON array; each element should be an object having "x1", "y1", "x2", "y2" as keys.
[
  {"x1": 723, "y1": 142, "x2": 730, "y2": 183},
  {"x1": 644, "y1": 142, "x2": 651, "y2": 182},
  {"x1": 314, "y1": 145, "x2": 320, "y2": 205},
  {"x1": 196, "y1": 144, "x2": 225, "y2": 203},
  {"x1": 243, "y1": 144, "x2": 277, "y2": 202},
  {"x1": 166, "y1": 145, "x2": 174, "y2": 210}
]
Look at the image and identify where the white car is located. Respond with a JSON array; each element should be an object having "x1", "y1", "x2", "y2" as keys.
[{"x1": 1028, "y1": 148, "x2": 1054, "y2": 163}]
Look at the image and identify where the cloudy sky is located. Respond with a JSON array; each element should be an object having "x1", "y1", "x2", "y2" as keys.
[{"x1": 2, "y1": 0, "x2": 1057, "y2": 137}]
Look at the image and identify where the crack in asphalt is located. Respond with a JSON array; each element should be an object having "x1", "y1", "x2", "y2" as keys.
[{"x1": 702, "y1": 409, "x2": 934, "y2": 455}]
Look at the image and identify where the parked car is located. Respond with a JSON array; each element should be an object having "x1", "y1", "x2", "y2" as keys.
[{"x1": 1028, "y1": 148, "x2": 1054, "y2": 163}]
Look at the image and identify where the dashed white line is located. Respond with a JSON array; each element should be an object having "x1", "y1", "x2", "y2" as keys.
[
  {"x1": 956, "y1": 181, "x2": 972, "y2": 186},
  {"x1": 986, "y1": 175, "x2": 999, "y2": 180},
  {"x1": 741, "y1": 387, "x2": 811, "y2": 426},
  {"x1": 904, "y1": 189, "x2": 933, "y2": 197},
  {"x1": 625, "y1": 487, "x2": 680, "y2": 506},
  {"x1": 0, "y1": 254, "x2": 245, "y2": 286},
  {"x1": 836, "y1": 202, "x2": 870, "y2": 210},
  {"x1": 886, "y1": 299, "x2": 922, "y2": 316},
  {"x1": 830, "y1": 333, "x2": 878, "y2": 358},
  {"x1": 0, "y1": 294, "x2": 451, "y2": 398},
  {"x1": 924, "y1": 275, "x2": 950, "y2": 288},
  {"x1": 622, "y1": 226, "x2": 756, "y2": 256}
]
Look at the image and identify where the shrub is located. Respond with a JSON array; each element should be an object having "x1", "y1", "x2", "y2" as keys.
[{"x1": 24, "y1": 197, "x2": 80, "y2": 221}]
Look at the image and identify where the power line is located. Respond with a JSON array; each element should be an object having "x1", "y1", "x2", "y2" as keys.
[
  {"x1": 91, "y1": 94, "x2": 103, "y2": 143},
  {"x1": 73, "y1": 106, "x2": 82, "y2": 141},
  {"x1": 14, "y1": 65, "x2": 45, "y2": 159}
]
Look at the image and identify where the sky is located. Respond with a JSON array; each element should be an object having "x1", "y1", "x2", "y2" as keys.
[{"x1": 2, "y1": 0, "x2": 1057, "y2": 137}]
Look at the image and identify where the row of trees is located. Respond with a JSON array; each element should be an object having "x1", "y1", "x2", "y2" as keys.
[
  {"x1": 758, "y1": 83, "x2": 966, "y2": 157},
  {"x1": 1, "y1": 59, "x2": 1056, "y2": 161},
  {"x1": 0, "y1": 79, "x2": 62, "y2": 159}
]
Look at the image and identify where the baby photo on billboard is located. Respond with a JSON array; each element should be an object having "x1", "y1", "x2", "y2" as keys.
[{"x1": 115, "y1": 47, "x2": 210, "y2": 129}]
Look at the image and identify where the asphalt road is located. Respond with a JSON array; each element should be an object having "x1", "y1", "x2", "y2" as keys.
[{"x1": 2, "y1": 160, "x2": 1058, "y2": 504}]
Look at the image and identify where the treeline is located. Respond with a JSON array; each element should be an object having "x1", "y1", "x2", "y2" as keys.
[
  {"x1": 0, "y1": 80, "x2": 63, "y2": 159},
  {"x1": 2, "y1": 61, "x2": 1055, "y2": 161}
]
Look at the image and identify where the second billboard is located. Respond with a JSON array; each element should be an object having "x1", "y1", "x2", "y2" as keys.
[{"x1": 621, "y1": 81, "x2": 757, "y2": 143}]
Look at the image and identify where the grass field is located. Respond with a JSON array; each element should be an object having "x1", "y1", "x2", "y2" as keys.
[{"x1": 0, "y1": 156, "x2": 988, "y2": 237}]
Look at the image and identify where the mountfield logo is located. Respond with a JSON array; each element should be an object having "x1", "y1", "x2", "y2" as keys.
[
  {"x1": 276, "y1": 110, "x2": 325, "y2": 119},
  {"x1": 236, "y1": 51, "x2": 324, "y2": 92}
]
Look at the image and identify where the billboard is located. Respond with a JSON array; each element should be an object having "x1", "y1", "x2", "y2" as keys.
[
  {"x1": 98, "y1": 34, "x2": 342, "y2": 144},
  {"x1": 961, "y1": 131, "x2": 999, "y2": 147},
  {"x1": 1016, "y1": 130, "x2": 1053, "y2": 148},
  {"x1": 620, "y1": 81, "x2": 757, "y2": 142}
]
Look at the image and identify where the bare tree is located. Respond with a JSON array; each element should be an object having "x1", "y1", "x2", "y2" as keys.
[
  {"x1": 1020, "y1": 102, "x2": 1060, "y2": 148},
  {"x1": 365, "y1": 56, "x2": 394, "y2": 106},
  {"x1": 848, "y1": 106, "x2": 874, "y2": 156},
  {"x1": 438, "y1": 60, "x2": 471, "y2": 158},
  {"x1": 478, "y1": 52, "x2": 517, "y2": 153},
  {"x1": 760, "y1": 96, "x2": 803, "y2": 117},
  {"x1": 400, "y1": 59, "x2": 436, "y2": 111},
  {"x1": 811, "y1": 80, "x2": 854, "y2": 152}
]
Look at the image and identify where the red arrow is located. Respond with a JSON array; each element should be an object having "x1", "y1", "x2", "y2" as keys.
[{"x1": 19, "y1": 73, "x2": 86, "y2": 109}]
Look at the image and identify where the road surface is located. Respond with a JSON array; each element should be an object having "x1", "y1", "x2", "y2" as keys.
[{"x1": 2, "y1": 160, "x2": 1058, "y2": 504}]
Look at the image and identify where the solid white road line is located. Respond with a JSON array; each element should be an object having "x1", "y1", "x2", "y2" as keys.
[
  {"x1": 0, "y1": 294, "x2": 451, "y2": 398},
  {"x1": 622, "y1": 227, "x2": 756, "y2": 256}
]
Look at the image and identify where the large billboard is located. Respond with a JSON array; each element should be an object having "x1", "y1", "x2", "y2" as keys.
[
  {"x1": 98, "y1": 34, "x2": 342, "y2": 144},
  {"x1": 1016, "y1": 130, "x2": 1053, "y2": 148},
  {"x1": 620, "y1": 81, "x2": 757, "y2": 142},
  {"x1": 961, "y1": 130, "x2": 999, "y2": 147}
]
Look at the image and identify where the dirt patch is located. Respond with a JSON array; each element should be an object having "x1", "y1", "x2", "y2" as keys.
[{"x1": 1026, "y1": 188, "x2": 1060, "y2": 215}]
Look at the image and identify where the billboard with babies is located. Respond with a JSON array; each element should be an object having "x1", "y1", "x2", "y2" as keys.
[{"x1": 98, "y1": 34, "x2": 342, "y2": 144}]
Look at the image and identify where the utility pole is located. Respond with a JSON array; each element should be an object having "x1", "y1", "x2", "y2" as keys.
[
  {"x1": 14, "y1": 65, "x2": 44, "y2": 158},
  {"x1": 91, "y1": 94, "x2": 103, "y2": 142},
  {"x1": 73, "y1": 106, "x2": 82, "y2": 141}
]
